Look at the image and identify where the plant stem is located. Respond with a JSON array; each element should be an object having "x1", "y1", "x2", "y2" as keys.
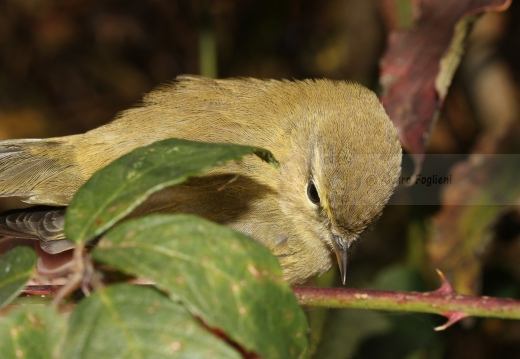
[{"x1": 293, "y1": 286, "x2": 520, "y2": 321}]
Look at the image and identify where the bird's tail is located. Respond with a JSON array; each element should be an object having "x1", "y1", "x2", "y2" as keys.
[{"x1": 0, "y1": 138, "x2": 82, "y2": 205}]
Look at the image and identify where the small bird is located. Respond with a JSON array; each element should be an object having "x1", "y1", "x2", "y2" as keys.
[{"x1": 0, "y1": 76, "x2": 401, "y2": 284}]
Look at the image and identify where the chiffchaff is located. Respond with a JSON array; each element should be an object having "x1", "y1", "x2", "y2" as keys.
[{"x1": 0, "y1": 75, "x2": 401, "y2": 284}]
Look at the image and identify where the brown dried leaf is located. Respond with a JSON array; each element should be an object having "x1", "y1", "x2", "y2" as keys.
[
  {"x1": 429, "y1": 125, "x2": 520, "y2": 296},
  {"x1": 379, "y1": 0, "x2": 512, "y2": 172}
]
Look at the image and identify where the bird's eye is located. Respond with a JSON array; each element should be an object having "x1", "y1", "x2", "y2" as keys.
[{"x1": 307, "y1": 180, "x2": 321, "y2": 205}]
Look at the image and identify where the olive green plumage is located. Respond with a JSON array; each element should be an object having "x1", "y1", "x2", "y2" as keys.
[{"x1": 0, "y1": 75, "x2": 401, "y2": 284}]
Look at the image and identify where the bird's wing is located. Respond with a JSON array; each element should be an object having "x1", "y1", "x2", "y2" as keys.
[
  {"x1": 0, "y1": 207, "x2": 77, "y2": 254},
  {"x1": 0, "y1": 139, "x2": 82, "y2": 205}
]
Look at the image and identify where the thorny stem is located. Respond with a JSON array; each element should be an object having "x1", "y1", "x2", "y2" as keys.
[{"x1": 293, "y1": 285, "x2": 520, "y2": 330}]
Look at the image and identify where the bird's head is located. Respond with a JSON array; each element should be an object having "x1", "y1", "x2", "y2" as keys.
[{"x1": 277, "y1": 80, "x2": 402, "y2": 284}]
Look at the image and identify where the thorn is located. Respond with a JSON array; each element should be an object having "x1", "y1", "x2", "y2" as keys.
[
  {"x1": 434, "y1": 269, "x2": 456, "y2": 295},
  {"x1": 431, "y1": 270, "x2": 469, "y2": 331},
  {"x1": 434, "y1": 311, "x2": 468, "y2": 331}
]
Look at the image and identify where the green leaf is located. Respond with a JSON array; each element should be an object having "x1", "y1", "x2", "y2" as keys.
[
  {"x1": 62, "y1": 284, "x2": 240, "y2": 359},
  {"x1": 93, "y1": 214, "x2": 308, "y2": 359},
  {"x1": 0, "y1": 306, "x2": 64, "y2": 359},
  {"x1": 0, "y1": 247, "x2": 37, "y2": 309},
  {"x1": 65, "y1": 138, "x2": 276, "y2": 242}
]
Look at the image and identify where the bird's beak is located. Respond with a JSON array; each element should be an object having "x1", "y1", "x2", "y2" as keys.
[{"x1": 332, "y1": 235, "x2": 349, "y2": 285}]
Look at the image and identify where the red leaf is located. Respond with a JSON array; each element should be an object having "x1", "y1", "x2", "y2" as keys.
[{"x1": 379, "y1": 0, "x2": 512, "y2": 171}]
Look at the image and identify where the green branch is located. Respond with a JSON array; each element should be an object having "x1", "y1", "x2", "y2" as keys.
[{"x1": 294, "y1": 281, "x2": 520, "y2": 330}]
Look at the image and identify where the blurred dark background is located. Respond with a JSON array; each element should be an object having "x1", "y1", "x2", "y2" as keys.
[
  {"x1": 0, "y1": 0, "x2": 385, "y2": 139},
  {"x1": 1, "y1": 1, "x2": 520, "y2": 358}
]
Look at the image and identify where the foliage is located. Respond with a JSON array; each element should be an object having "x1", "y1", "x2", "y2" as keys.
[
  {"x1": 0, "y1": 139, "x2": 307, "y2": 359},
  {"x1": 1, "y1": 1, "x2": 520, "y2": 357}
]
